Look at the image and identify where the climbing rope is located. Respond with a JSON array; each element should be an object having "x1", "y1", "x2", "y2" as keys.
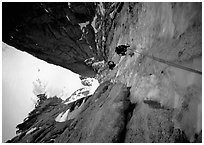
[{"x1": 134, "y1": 51, "x2": 202, "y2": 75}]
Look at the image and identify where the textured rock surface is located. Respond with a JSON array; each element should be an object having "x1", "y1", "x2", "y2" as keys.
[
  {"x1": 7, "y1": 82, "x2": 132, "y2": 143},
  {"x1": 125, "y1": 103, "x2": 182, "y2": 143},
  {"x1": 101, "y1": 2, "x2": 202, "y2": 143},
  {"x1": 4, "y1": 2, "x2": 202, "y2": 143},
  {"x1": 3, "y1": 2, "x2": 99, "y2": 77},
  {"x1": 56, "y1": 81, "x2": 131, "y2": 143}
]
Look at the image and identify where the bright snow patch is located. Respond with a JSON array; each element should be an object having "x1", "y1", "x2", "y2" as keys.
[
  {"x1": 79, "y1": 21, "x2": 89, "y2": 32},
  {"x1": 64, "y1": 78, "x2": 99, "y2": 105},
  {"x1": 102, "y1": 36, "x2": 106, "y2": 41},
  {"x1": 55, "y1": 109, "x2": 70, "y2": 122},
  {"x1": 84, "y1": 57, "x2": 95, "y2": 65},
  {"x1": 68, "y1": 2, "x2": 71, "y2": 8},
  {"x1": 92, "y1": 60, "x2": 105, "y2": 68},
  {"x1": 91, "y1": 15, "x2": 98, "y2": 33},
  {"x1": 65, "y1": 88, "x2": 89, "y2": 104},
  {"x1": 89, "y1": 46, "x2": 93, "y2": 50},
  {"x1": 98, "y1": 2, "x2": 105, "y2": 16},
  {"x1": 55, "y1": 112, "x2": 63, "y2": 122},
  {"x1": 87, "y1": 78, "x2": 100, "y2": 94},
  {"x1": 26, "y1": 127, "x2": 37, "y2": 135},
  {"x1": 66, "y1": 15, "x2": 70, "y2": 21},
  {"x1": 110, "y1": 11, "x2": 114, "y2": 19},
  {"x1": 44, "y1": 8, "x2": 49, "y2": 13}
]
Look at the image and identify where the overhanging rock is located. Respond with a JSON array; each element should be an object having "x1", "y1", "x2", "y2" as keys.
[{"x1": 2, "y1": 2, "x2": 99, "y2": 77}]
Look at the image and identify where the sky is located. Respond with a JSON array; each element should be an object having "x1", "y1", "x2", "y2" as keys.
[{"x1": 2, "y1": 42, "x2": 84, "y2": 142}]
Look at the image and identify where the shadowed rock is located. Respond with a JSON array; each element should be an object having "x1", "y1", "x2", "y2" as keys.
[{"x1": 2, "y1": 2, "x2": 98, "y2": 77}]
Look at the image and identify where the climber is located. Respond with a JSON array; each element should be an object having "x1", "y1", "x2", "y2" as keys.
[
  {"x1": 115, "y1": 44, "x2": 130, "y2": 56},
  {"x1": 108, "y1": 61, "x2": 116, "y2": 70}
]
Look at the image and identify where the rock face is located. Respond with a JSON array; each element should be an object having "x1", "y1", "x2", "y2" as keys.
[
  {"x1": 7, "y1": 82, "x2": 132, "y2": 143},
  {"x1": 2, "y1": 2, "x2": 99, "y2": 77},
  {"x1": 7, "y1": 82, "x2": 201, "y2": 143},
  {"x1": 4, "y1": 2, "x2": 202, "y2": 143},
  {"x1": 101, "y1": 2, "x2": 202, "y2": 143},
  {"x1": 56, "y1": 81, "x2": 131, "y2": 143}
]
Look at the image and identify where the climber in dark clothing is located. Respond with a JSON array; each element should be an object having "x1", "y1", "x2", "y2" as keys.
[
  {"x1": 108, "y1": 61, "x2": 116, "y2": 70},
  {"x1": 115, "y1": 44, "x2": 130, "y2": 56}
]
